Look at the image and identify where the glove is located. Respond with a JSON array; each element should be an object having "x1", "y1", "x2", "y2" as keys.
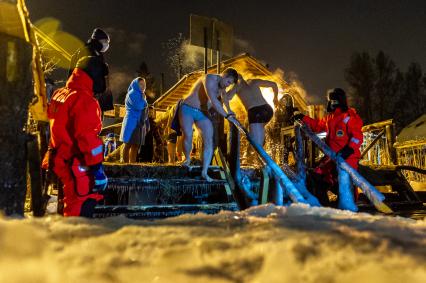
[
  {"x1": 290, "y1": 112, "x2": 305, "y2": 123},
  {"x1": 337, "y1": 145, "x2": 354, "y2": 160},
  {"x1": 225, "y1": 112, "x2": 236, "y2": 119},
  {"x1": 90, "y1": 163, "x2": 108, "y2": 193},
  {"x1": 226, "y1": 115, "x2": 239, "y2": 127}
]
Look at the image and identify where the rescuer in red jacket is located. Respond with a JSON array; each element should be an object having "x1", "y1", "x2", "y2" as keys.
[
  {"x1": 47, "y1": 56, "x2": 108, "y2": 217},
  {"x1": 292, "y1": 88, "x2": 363, "y2": 211}
]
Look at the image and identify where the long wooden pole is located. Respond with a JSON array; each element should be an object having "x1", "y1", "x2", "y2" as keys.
[{"x1": 230, "y1": 121, "x2": 308, "y2": 204}]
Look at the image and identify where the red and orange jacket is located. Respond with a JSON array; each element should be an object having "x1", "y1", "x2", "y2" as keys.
[
  {"x1": 302, "y1": 108, "x2": 363, "y2": 162},
  {"x1": 48, "y1": 68, "x2": 104, "y2": 166}
]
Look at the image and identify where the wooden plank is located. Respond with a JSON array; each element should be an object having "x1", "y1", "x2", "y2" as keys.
[
  {"x1": 386, "y1": 124, "x2": 397, "y2": 164},
  {"x1": 360, "y1": 130, "x2": 385, "y2": 158},
  {"x1": 213, "y1": 148, "x2": 234, "y2": 196}
]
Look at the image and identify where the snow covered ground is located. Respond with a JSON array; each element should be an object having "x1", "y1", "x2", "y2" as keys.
[{"x1": 0, "y1": 204, "x2": 425, "y2": 283}]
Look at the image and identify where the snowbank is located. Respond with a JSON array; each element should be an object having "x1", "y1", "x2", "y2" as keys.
[{"x1": 0, "y1": 204, "x2": 425, "y2": 283}]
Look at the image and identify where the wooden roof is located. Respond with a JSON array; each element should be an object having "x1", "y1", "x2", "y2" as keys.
[
  {"x1": 153, "y1": 53, "x2": 307, "y2": 111},
  {"x1": 395, "y1": 114, "x2": 426, "y2": 148}
]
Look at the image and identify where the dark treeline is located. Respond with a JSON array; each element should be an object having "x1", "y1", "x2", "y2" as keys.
[{"x1": 344, "y1": 51, "x2": 425, "y2": 131}]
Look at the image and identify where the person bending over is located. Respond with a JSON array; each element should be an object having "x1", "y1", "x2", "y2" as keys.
[
  {"x1": 178, "y1": 68, "x2": 239, "y2": 181},
  {"x1": 223, "y1": 74, "x2": 277, "y2": 147}
]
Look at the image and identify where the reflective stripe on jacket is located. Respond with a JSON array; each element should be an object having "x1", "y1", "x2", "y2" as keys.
[{"x1": 302, "y1": 107, "x2": 363, "y2": 160}]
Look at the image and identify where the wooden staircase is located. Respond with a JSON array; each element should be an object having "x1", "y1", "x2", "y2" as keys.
[{"x1": 93, "y1": 163, "x2": 239, "y2": 219}]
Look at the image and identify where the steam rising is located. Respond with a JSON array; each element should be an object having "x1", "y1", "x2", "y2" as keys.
[
  {"x1": 163, "y1": 33, "x2": 204, "y2": 80},
  {"x1": 109, "y1": 67, "x2": 133, "y2": 99},
  {"x1": 228, "y1": 60, "x2": 310, "y2": 110},
  {"x1": 234, "y1": 36, "x2": 255, "y2": 54}
]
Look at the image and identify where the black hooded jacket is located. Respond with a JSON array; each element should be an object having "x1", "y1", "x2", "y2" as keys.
[{"x1": 68, "y1": 39, "x2": 108, "y2": 84}]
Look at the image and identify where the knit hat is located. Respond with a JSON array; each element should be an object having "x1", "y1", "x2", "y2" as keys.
[{"x1": 327, "y1": 88, "x2": 348, "y2": 112}]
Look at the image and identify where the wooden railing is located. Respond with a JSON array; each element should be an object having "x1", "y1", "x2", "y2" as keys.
[{"x1": 361, "y1": 119, "x2": 396, "y2": 165}]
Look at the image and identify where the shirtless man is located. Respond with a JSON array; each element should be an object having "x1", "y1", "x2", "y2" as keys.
[
  {"x1": 179, "y1": 68, "x2": 239, "y2": 181},
  {"x1": 223, "y1": 74, "x2": 278, "y2": 146}
]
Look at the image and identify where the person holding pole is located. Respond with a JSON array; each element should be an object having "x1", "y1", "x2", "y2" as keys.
[
  {"x1": 176, "y1": 68, "x2": 239, "y2": 181},
  {"x1": 223, "y1": 74, "x2": 277, "y2": 149},
  {"x1": 291, "y1": 88, "x2": 363, "y2": 211}
]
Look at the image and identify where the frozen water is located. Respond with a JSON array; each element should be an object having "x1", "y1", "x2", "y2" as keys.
[{"x1": 0, "y1": 204, "x2": 425, "y2": 283}]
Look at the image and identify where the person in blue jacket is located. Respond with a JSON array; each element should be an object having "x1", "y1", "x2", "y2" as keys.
[{"x1": 120, "y1": 77, "x2": 149, "y2": 163}]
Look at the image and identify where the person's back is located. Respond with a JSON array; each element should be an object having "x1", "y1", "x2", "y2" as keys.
[
  {"x1": 49, "y1": 69, "x2": 102, "y2": 160},
  {"x1": 224, "y1": 75, "x2": 276, "y2": 148},
  {"x1": 48, "y1": 56, "x2": 106, "y2": 217},
  {"x1": 68, "y1": 28, "x2": 111, "y2": 113},
  {"x1": 236, "y1": 79, "x2": 269, "y2": 110}
]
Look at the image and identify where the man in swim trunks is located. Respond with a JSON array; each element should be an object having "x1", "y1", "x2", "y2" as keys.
[
  {"x1": 179, "y1": 68, "x2": 239, "y2": 182},
  {"x1": 223, "y1": 74, "x2": 278, "y2": 147}
]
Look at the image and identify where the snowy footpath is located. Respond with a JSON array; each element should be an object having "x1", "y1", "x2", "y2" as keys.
[{"x1": 0, "y1": 204, "x2": 425, "y2": 283}]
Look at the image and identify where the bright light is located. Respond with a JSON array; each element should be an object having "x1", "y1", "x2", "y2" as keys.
[{"x1": 260, "y1": 87, "x2": 285, "y2": 108}]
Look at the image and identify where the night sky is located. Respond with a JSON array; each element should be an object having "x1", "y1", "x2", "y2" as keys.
[{"x1": 26, "y1": 0, "x2": 426, "y2": 103}]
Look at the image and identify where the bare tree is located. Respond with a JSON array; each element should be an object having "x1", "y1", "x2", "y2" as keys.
[
  {"x1": 373, "y1": 51, "x2": 396, "y2": 121},
  {"x1": 345, "y1": 50, "x2": 425, "y2": 129},
  {"x1": 396, "y1": 62, "x2": 424, "y2": 128},
  {"x1": 344, "y1": 52, "x2": 376, "y2": 124},
  {"x1": 37, "y1": 40, "x2": 60, "y2": 76}
]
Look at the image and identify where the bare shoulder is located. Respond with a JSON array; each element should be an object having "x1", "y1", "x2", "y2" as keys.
[
  {"x1": 252, "y1": 78, "x2": 271, "y2": 84},
  {"x1": 190, "y1": 77, "x2": 204, "y2": 91},
  {"x1": 205, "y1": 73, "x2": 219, "y2": 82},
  {"x1": 204, "y1": 74, "x2": 219, "y2": 87},
  {"x1": 247, "y1": 78, "x2": 263, "y2": 86}
]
